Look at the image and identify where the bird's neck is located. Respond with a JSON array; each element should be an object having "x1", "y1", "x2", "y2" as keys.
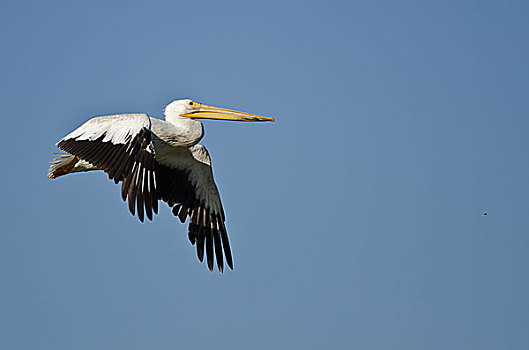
[{"x1": 164, "y1": 115, "x2": 204, "y2": 146}]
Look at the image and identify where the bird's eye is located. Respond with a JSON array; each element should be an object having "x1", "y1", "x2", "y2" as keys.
[{"x1": 188, "y1": 101, "x2": 194, "y2": 106}]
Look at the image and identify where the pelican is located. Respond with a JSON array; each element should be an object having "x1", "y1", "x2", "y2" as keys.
[{"x1": 48, "y1": 99, "x2": 274, "y2": 272}]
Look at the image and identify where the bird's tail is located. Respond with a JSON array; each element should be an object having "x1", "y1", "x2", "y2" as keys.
[{"x1": 48, "y1": 153, "x2": 80, "y2": 179}]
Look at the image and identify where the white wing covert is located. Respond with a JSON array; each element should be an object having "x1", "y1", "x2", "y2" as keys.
[{"x1": 57, "y1": 114, "x2": 158, "y2": 222}]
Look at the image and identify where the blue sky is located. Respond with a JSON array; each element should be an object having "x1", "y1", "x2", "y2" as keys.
[{"x1": 1, "y1": 0, "x2": 528, "y2": 349}]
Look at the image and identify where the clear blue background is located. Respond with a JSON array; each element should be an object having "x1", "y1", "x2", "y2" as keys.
[{"x1": 1, "y1": 0, "x2": 528, "y2": 349}]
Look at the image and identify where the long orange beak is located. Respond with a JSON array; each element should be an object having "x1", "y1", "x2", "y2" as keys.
[{"x1": 181, "y1": 103, "x2": 275, "y2": 122}]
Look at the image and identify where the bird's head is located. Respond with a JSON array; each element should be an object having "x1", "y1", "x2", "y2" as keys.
[{"x1": 164, "y1": 99, "x2": 275, "y2": 123}]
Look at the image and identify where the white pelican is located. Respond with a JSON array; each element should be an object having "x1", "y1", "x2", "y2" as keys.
[{"x1": 48, "y1": 99, "x2": 274, "y2": 272}]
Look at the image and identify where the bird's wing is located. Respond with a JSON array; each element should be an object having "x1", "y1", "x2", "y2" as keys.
[
  {"x1": 57, "y1": 114, "x2": 158, "y2": 222},
  {"x1": 155, "y1": 144, "x2": 233, "y2": 272}
]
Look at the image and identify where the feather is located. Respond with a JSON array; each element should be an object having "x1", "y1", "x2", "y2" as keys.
[
  {"x1": 213, "y1": 227, "x2": 224, "y2": 273},
  {"x1": 136, "y1": 166, "x2": 145, "y2": 222},
  {"x1": 205, "y1": 228, "x2": 214, "y2": 271}
]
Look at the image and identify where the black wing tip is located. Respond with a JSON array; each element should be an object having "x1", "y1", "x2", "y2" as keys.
[{"x1": 189, "y1": 225, "x2": 232, "y2": 273}]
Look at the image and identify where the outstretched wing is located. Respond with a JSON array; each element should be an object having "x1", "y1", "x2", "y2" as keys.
[
  {"x1": 57, "y1": 114, "x2": 158, "y2": 222},
  {"x1": 155, "y1": 144, "x2": 233, "y2": 272}
]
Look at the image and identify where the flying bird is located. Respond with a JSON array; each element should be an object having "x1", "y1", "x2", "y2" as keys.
[{"x1": 48, "y1": 99, "x2": 274, "y2": 272}]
